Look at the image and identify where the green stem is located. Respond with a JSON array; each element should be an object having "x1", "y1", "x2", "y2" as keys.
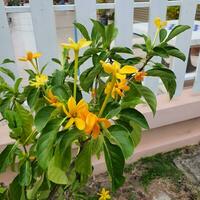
[
  {"x1": 152, "y1": 28, "x2": 160, "y2": 47},
  {"x1": 30, "y1": 60, "x2": 39, "y2": 74},
  {"x1": 98, "y1": 76, "x2": 116, "y2": 117},
  {"x1": 73, "y1": 50, "x2": 79, "y2": 100}
]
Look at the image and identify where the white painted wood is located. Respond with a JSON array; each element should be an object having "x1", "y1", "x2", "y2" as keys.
[
  {"x1": 193, "y1": 53, "x2": 200, "y2": 92},
  {"x1": 171, "y1": 0, "x2": 197, "y2": 96},
  {"x1": 30, "y1": 0, "x2": 58, "y2": 74},
  {"x1": 0, "y1": 0, "x2": 18, "y2": 78},
  {"x1": 74, "y1": 0, "x2": 96, "y2": 35},
  {"x1": 115, "y1": 0, "x2": 133, "y2": 48},
  {"x1": 144, "y1": 0, "x2": 168, "y2": 94}
]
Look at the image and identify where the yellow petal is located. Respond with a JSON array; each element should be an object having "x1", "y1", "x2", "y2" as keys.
[
  {"x1": 116, "y1": 73, "x2": 126, "y2": 80},
  {"x1": 104, "y1": 82, "x2": 112, "y2": 95},
  {"x1": 75, "y1": 118, "x2": 85, "y2": 130},
  {"x1": 61, "y1": 43, "x2": 77, "y2": 49},
  {"x1": 112, "y1": 61, "x2": 121, "y2": 72},
  {"x1": 62, "y1": 105, "x2": 71, "y2": 117},
  {"x1": 154, "y1": 17, "x2": 161, "y2": 28},
  {"x1": 67, "y1": 97, "x2": 76, "y2": 113},
  {"x1": 78, "y1": 38, "x2": 92, "y2": 49},
  {"x1": 77, "y1": 99, "x2": 88, "y2": 111},
  {"x1": 120, "y1": 66, "x2": 138, "y2": 74},
  {"x1": 101, "y1": 61, "x2": 113, "y2": 74},
  {"x1": 33, "y1": 52, "x2": 42, "y2": 59},
  {"x1": 64, "y1": 117, "x2": 75, "y2": 129},
  {"x1": 85, "y1": 113, "x2": 97, "y2": 134},
  {"x1": 18, "y1": 57, "x2": 28, "y2": 62}
]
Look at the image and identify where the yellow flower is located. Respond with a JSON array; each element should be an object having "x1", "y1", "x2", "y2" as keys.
[
  {"x1": 100, "y1": 60, "x2": 138, "y2": 80},
  {"x1": 30, "y1": 74, "x2": 48, "y2": 88},
  {"x1": 62, "y1": 97, "x2": 88, "y2": 130},
  {"x1": 134, "y1": 71, "x2": 147, "y2": 82},
  {"x1": 19, "y1": 51, "x2": 42, "y2": 62},
  {"x1": 97, "y1": 188, "x2": 111, "y2": 200},
  {"x1": 61, "y1": 38, "x2": 92, "y2": 52},
  {"x1": 154, "y1": 17, "x2": 167, "y2": 29},
  {"x1": 105, "y1": 79, "x2": 130, "y2": 99},
  {"x1": 44, "y1": 89, "x2": 63, "y2": 108},
  {"x1": 85, "y1": 112, "x2": 111, "y2": 139}
]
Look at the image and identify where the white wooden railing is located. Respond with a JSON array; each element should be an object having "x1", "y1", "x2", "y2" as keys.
[{"x1": 0, "y1": 0, "x2": 200, "y2": 96}]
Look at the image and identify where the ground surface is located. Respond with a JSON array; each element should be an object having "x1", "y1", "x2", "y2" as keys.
[{"x1": 84, "y1": 144, "x2": 200, "y2": 200}]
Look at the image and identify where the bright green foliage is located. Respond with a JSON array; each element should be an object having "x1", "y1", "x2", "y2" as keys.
[{"x1": 0, "y1": 20, "x2": 189, "y2": 199}]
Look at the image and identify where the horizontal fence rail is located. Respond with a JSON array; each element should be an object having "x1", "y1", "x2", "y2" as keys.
[{"x1": 0, "y1": 0, "x2": 200, "y2": 95}]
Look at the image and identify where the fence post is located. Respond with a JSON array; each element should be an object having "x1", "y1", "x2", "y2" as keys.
[
  {"x1": 143, "y1": 0, "x2": 168, "y2": 94},
  {"x1": 171, "y1": 0, "x2": 197, "y2": 96},
  {"x1": 115, "y1": 0, "x2": 133, "y2": 48},
  {"x1": 0, "y1": 0, "x2": 18, "y2": 78},
  {"x1": 30, "y1": 0, "x2": 58, "y2": 74}
]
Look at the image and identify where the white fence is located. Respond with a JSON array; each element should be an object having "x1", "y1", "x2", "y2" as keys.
[{"x1": 0, "y1": 0, "x2": 200, "y2": 96}]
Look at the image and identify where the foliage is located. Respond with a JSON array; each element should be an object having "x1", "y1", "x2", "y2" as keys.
[{"x1": 0, "y1": 18, "x2": 189, "y2": 199}]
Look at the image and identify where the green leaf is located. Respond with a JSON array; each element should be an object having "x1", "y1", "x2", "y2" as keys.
[
  {"x1": 159, "y1": 29, "x2": 168, "y2": 42},
  {"x1": 153, "y1": 47, "x2": 169, "y2": 58},
  {"x1": 19, "y1": 160, "x2": 32, "y2": 186},
  {"x1": 103, "y1": 102, "x2": 121, "y2": 119},
  {"x1": 14, "y1": 78, "x2": 22, "y2": 93},
  {"x1": 103, "y1": 137, "x2": 125, "y2": 191},
  {"x1": 108, "y1": 125, "x2": 134, "y2": 158},
  {"x1": 55, "y1": 129, "x2": 81, "y2": 170},
  {"x1": 130, "y1": 122, "x2": 142, "y2": 147},
  {"x1": 36, "y1": 119, "x2": 62, "y2": 169},
  {"x1": 27, "y1": 88, "x2": 40, "y2": 109},
  {"x1": 147, "y1": 68, "x2": 176, "y2": 99},
  {"x1": 8, "y1": 176, "x2": 23, "y2": 200},
  {"x1": 52, "y1": 85, "x2": 71, "y2": 101},
  {"x1": 144, "y1": 36, "x2": 152, "y2": 52},
  {"x1": 52, "y1": 58, "x2": 61, "y2": 66},
  {"x1": 74, "y1": 22, "x2": 90, "y2": 40},
  {"x1": 15, "y1": 103, "x2": 33, "y2": 143},
  {"x1": 0, "y1": 66, "x2": 15, "y2": 80},
  {"x1": 48, "y1": 157, "x2": 68, "y2": 185},
  {"x1": 91, "y1": 19, "x2": 106, "y2": 41},
  {"x1": 0, "y1": 143, "x2": 18, "y2": 173},
  {"x1": 2, "y1": 58, "x2": 15, "y2": 64},
  {"x1": 111, "y1": 47, "x2": 133, "y2": 54},
  {"x1": 83, "y1": 47, "x2": 102, "y2": 56},
  {"x1": 165, "y1": 25, "x2": 190, "y2": 42},
  {"x1": 130, "y1": 82, "x2": 157, "y2": 116},
  {"x1": 165, "y1": 46, "x2": 186, "y2": 61},
  {"x1": 105, "y1": 23, "x2": 118, "y2": 48},
  {"x1": 119, "y1": 108, "x2": 149, "y2": 129},
  {"x1": 121, "y1": 97, "x2": 144, "y2": 109},
  {"x1": 75, "y1": 142, "x2": 92, "y2": 176},
  {"x1": 51, "y1": 69, "x2": 65, "y2": 86},
  {"x1": 34, "y1": 106, "x2": 55, "y2": 132},
  {"x1": 27, "y1": 174, "x2": 44, "y2": 200}
]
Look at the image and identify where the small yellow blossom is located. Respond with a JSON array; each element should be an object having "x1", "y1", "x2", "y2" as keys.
[
  {"x1": 44, "y1": 89, "x2": 63, "y2": 108},
  {"x1": 97, "y1": 188, "x2": 111, "y2": 200},
  {"x1": 30, "y1": 74, "x2": 48, "y2": 88},
  {"x1": 105, "y1": 79, "x2": 130, "y2": 99},
  {"x1": 100, "y1": 60, "x2": 138, "y2": 80},
  {"x1": 134, "y1": 71, "x2": 147, "y2": 82},
  {"x1": 61, "y1": 38, "x2": 92, "y2": 52},
  {"x1": 85, "y1": 112, "x2": 111, "y2": 139},
  {"x1": 19, "y1": 51, "x2": 42, "y2": 62},
  {"x1": 154, "y1": 17, "x2": 167, "y2": 29},
  {"x1": 62, "y1": 97, "x2": 88, "y2": 130}
]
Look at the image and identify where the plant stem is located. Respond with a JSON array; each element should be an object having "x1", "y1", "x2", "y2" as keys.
[
  {"x1": 152, "y1": 28, "x2": 160, "y2": 47},
  {"x1": 30, "y1": 60, "x2": 39, "y2": 74},
  {"x1": 73, "y1": 50, "x2": 79, "y2": 100},
  {"x1": 48, "y1": 185, "x2": 59, "y2": 200},
  {"x1": 98, "y1": 76, "x2": 116, "y2": 117}
]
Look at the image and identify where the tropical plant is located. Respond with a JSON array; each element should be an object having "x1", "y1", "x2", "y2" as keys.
[{"x1": 0, "y1": 18, "x2": 189, "y2": 199}]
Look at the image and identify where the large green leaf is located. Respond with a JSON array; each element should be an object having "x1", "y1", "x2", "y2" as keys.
[
  {"x1": 103, "y1": 102, "x2": 121, "y2": 119},
  {"x1": 48, "y1": 157, "x2": 68, "y2": 185},
  {"x1": 130, "y1": 82, "x2": 157, "y2": 116},
  {"x1": 27, "y1": 88, "x2": 40, "y2": 109},
  {"x1": 111, "y1": 47, "x2": 133, "y2": 54},
  {"x1": 91, "y1": 19, "x2": 106, "y2": 41},
  {"x1": 55, "y1": 129, "x2": 81, "y2": 170},
  {"x1": 36, "y1": 119, "x2": 62, "y2": 169},
  {"x1": 34, "y1": 106, "x2": 55, "y2": 132},
  {"x1": 105, "y1": 23, "x2": 118, "y2": 48},
  {"x1": 52, "y1": 85, "x2": 71, "y2": 101},
  {"x1": 165, "y1": 46, "x2": 186, "y2": 61},
  {"x1": 0, "y1": 143, "x2": 18, "y2": 173},
  {"x1": 108, "y1": 125, "x2": 134, "y2": 158},
  {"x1": 75, "y1": 142, "x2": 92, "y2": 176},
  {"x1": 119, "y1": 108, "x2": 149, "y2": 129},
  {"x1": 130, "y1": 122, "x2": 142, "y2": 147},
  {"x1": 15, "y1": 103, "x2": 33, "y2": 143},
  {"x1": 165, "y1": 25, "x2": 190, "y2": 42},
  {"x1": 159, "y1": 28, "x2": 168, "y2": 43},
  {"x1": 8, "y1": 176, "x2": 23, "y2": 200},
  {"x1": 0, "y1": 66, "x2": 15, "y2": 80},
  {"x1": 19, "y1": 160, "x2": 32, "y2": 186},
  {"x1": 74, "y1": 22, "x2": 90, "y2": 40},
  {"x1": 147, "y1": 68, "x2": 176, "y2": 99},
  {"x1": 103, "y1": 137, "x2": 125, "y2": 191}
]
